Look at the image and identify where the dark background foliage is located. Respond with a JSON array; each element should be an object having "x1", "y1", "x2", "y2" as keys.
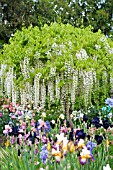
[{"x1": 0, "y1": 0, "x2": 113, "y2": 48}]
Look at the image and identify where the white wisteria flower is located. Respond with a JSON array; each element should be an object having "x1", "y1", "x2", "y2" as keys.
[
  {"x1": 76, "y1": 49, "x2": 88, "y2": 60},
  {"x1": 95, "y1": 44, "x2": 101, "y2": 50}
]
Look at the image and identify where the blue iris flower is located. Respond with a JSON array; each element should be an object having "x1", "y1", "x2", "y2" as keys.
[
  {"x1": 105, "y1": 98, "x2": 113, "y2": 108},
  {"x1": 40, "y1": 145, "x2": 48, "y2": 164},
  {"x1": 45, "y1": 121, "x2": 51, "y2": 133},
  {"x1": 86, "y1": 141, "x2": 97, "y2": 153}
]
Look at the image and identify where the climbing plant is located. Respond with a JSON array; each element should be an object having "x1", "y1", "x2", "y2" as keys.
[{"x1": 1, "y1": 23, "x2": 113, "y2": 110}]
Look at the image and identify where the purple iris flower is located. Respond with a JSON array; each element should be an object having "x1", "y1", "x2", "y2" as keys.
[
  {"x1": 75, "y1": 129, "x2": 86, "y2": 140},
  {"x1": 34, "y1": 149, "x2": 38, "y2": 154},
  {"x1": 83, "y1": 115, "x2": 88, "y2": 122},
  {"x1": 92, "y1": 117, "x2": 101, "y2": 128},
  {"x1": 103, "y1": 119, "x2": 110, "y2": 129},
  {"x1": 40, "y1": 145, "x2": 48, "y2": 164},
  {"x1": 95, "y1": 135, "x2": 103, "y2": 145}
]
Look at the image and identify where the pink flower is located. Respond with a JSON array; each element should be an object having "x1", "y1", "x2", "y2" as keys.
[
  {"x1": 60, "y1": 126, "x2": 68, "y2": 133},
  {"x1": 3, "y1": 129, "x2": 9, "y2": 135},
  {"x1": 21, "y1": 122, "x2": 26, "y2": 129},
  {"x1": 34, "y1": 149, "x2": 38, "y2": 154},
  {"x1": 0, "y1": 113, "x2": 3, "y2": 117},
  {"x1": 31, "y1": 119, "x2": 36, "y2": 127},
  {"x1": 2, "y1": 104, "x2": 9, "y2": 109},
  {"x1": 38, "y1": 119, "x2": 47, "y2": 129},
  {"x1": 28, "y1": 140, "x2": 32, "y2": 146},
  {"x1": 16, "y1": 104, "x2": 20, "y2": 107},
  {"x1": 9, "y1": 102, "x2": 13, "y2": 106},
  {"x1": 18, "y1": 129, "x2": 24, "y2": 133},
  {"x1": 3, "y1": 125, "x2": 12, "y2": 134},
  {"x1": 18, "y1": 111, "x2": 22, "y2": 116},
  {"x1": 18, "y1": 134, "x2": 23, "y2": 139},
  {"x1": 11, "y1": 115, "x2": 16, "y2": 119},
  {"x1": 33, "y1": 113, "x2": 36, "y2": 117},
  {"x1": 9, "y1": 107, "x2": 13, "y2": 111}
]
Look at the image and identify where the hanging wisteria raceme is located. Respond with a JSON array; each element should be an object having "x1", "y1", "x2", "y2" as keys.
[
  {"x1": 92, "y1": 69, "x2": 96, "y2": 84},
  {"x1": 110, "y1": 75, "x2": 113, "y2": 97},
  {"x1": 4, "y1": 68, "x2": 12, "y2": 99},
  {"x1": 0, "y1": 64, "x2": 7, "y2": 96},
  {"x1": 67, "y1": 61, "x2": 72, "y2": 96},
  {"x1": 61, "y1": 84, "x2": 66, "y2": 112},
  {"x1": 26, "y1": 82, "x2": 33, "y2": 103},
  {"x1": 20, "y1": 89, "x2": 27, "y2": 105},
  {"x1": 11, "y1": 69, "x2": 17, "y2": 107},
  {"x1": 55, "y1": 75, "x2": 60, "y2": 99},
  {"x1": 48, "y1": 80, "x2": 54, "y2": 102},
  {"x1": 34, "y1": 73, "x2": 42, "y2": 107},
  {"x1": 64, "y1": 61, "x2": 72, "y2": 98},
  {"x1": 41, "y1": 79, "x2": 46, "y2": 107},
  {"x1": 102, "y1": 71, "x2": 108, "y2": 95},
  {"x1": 20, "y1": 57, "x2": 30, "y2": 80},
  {"x1": 83, "y1": 70, "x2": 94, "y2": 105},
  {"x1": 87, "y1": 70, "x2": 93, "y2": 104},
  {"x1": 82, "y1": 71, "x2": 87, "y2": 105},
  {"x1": 71, "y1": 70, "x2": 78, "y2": 108},
  {"x1": 47, "y1": 67, "x2": 56, "y2": 102},
  {"x1": 19, "y1": 57, "x2": 30, "y2": 105}
]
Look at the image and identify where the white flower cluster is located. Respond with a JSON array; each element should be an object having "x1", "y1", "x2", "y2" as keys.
[
  {"x1": 95, "y1": 44, "x2": 101, "y2": 50},
  {"x1": 100, "y1": 36, "x2": 113, "y2": 54},
  {"x1": 76, "y1": 49, "x2": 88, "y2": 60},
  {"x1": 34, "y1": 51, "x2": 40, "y2": 57},
  {"x1": 100, "y1": 36, "x2": 106, "y2": 42},
  {"x1": 108, "y1": 48, "x2": 113, "y2": 54},
  {"x1": 50, "y1": 67, "x2": 56, "y2": 76},
  {"x1": 71, "y1": 110, "x2": 84, "y2": 121},
  {"x1": 51, "y1": 42, "x2": 66, "y2": 56}
]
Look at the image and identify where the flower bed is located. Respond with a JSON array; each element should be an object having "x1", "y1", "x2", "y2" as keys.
[{"x1": 0, "y1": 98, "x2": 113, "y2": 170}]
